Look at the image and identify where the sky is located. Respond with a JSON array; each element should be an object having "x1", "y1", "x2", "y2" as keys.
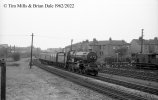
[{"x1": 0, "y1": 0, "x2": 158, "y2": 50}]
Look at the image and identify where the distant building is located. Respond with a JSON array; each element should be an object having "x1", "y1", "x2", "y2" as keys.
[
  {"x1": 89, "y1": 38, "x2": 130, "y2": 58},
  {"x1": 130, "y1": 37, "x2": 158, "y2": 54},
  {"x1": 65, "y1": 38, "x2": 130, "y2": 60},
  {"x1": 0, "y1": 44, "x2": 8, "y2": 48},
  {"x1": 8, "y1": 46, "x2": 42, "y2": 57},
  {"x1": 46, "y1": 48, "x2": 63, "y2": 53},
  {"x1": 65, "y1": 40, "x2": 91, "y2": 52}
]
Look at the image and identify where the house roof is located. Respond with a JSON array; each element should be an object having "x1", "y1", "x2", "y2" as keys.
[
  {"x1": 90, "y1": 40, "x2": 129, "y2": 46},
  {"x1": 132, "y1": 39, "x2": 158, "y2": 45},
  {"x1": 148, "y1": 39, "x2": 158, "y2": 45},
  {"x1": 65, "y1": 39, "x2": 129, "y2": 48}
]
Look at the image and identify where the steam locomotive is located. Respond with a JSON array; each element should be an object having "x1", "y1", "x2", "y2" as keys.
[{"x1": 39, "y1": 50, "x2": 98, "y2": 76}]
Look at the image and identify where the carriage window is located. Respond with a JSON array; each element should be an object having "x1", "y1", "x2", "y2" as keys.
[{"x1": 156, "y1": 55, "x2": 158, "y2": 58}]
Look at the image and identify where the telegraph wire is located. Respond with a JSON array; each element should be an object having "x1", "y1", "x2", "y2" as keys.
[
  {"x1": 0, "y1": 34, "x2": 62, "y2": 40},
  {"x1": 0, "y1": 34, "x2": 30, "y2": 37}
]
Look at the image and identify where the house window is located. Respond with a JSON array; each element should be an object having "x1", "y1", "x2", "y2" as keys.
[
  {"x1": 127, "y1": 46, "x2": 129, "y2": 49},
  {"x1": 100, "y1": 51, "x2": 104, "y2": 56},
  {"x1": 103, "y1": 46, "x2": 105, "y2": 50},
  {"x1": 113, "y1": 46, "x2": 116, "y2": 50}
]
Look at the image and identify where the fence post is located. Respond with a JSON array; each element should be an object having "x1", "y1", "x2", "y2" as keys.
[{"x1": 0, "y1": 59, "x2": 6, "y2": 100}]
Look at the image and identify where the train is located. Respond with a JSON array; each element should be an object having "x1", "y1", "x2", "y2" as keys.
[{"x1": 38, "y1": 50, "x2": 99, "y2": 76}]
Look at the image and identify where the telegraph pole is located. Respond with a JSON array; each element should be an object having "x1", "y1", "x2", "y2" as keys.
[
  {"x1": 71, "y1": 39, "x2": 73, "y2": 51},
  {"x1": 140, "y1": 29, "x2": 144, "y2": 53},
  {"x1": 30, "y1": 33, "x2": 34, "y2": 69}
]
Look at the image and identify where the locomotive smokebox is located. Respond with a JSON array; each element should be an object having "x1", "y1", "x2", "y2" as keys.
[{"x1": 87, "y1": 52, "x2": 97, "y2": 62}]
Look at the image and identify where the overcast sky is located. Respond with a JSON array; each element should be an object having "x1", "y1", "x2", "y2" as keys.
[{"x1": 0, "y1": 0, "x2": 158, "y2": 50}]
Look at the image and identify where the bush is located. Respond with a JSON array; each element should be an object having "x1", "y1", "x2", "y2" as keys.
[{"x1": 12, "y1": 52, "x2": 20, "y2": 61}]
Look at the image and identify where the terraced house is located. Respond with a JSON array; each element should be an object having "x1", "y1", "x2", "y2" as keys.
[
  {"x1": 65, "y1": 38, "x2": 130, "y2": 61},
  {"x1": 130, "y1": 37, "x2": 158, "y2": 54},
  {"x1": 89, "y1": 38, "x2": 130, "y2": 59}
]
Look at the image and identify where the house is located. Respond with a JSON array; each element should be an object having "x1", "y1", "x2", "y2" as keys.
[
  {"x1": 130, "y1": 37, "x2": 158, "y2": 54},
  {"x1": 65, "y1": 38, "x2": 130, "y2": 60},
  {"x1": 65, "y1": 40, "x2": 91, "y2": 52},
  {"x1": 89, "y1": 38, "x2": 130, "y2": 58}
]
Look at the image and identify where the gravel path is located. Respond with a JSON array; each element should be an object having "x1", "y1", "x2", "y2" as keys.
[{"x1": 4, "y1": 58, "x2": 114, "y2": 100}]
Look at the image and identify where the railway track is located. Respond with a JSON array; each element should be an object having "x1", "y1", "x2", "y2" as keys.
[
  {"x1": 50, "y1": 64, "x2": 158, "y2": 95},
  {"x1": 100, "y1": 68, "x2": 158, "y2": 82},
  {"x1": 33, "y1": 60, "x2": 150, "y2": 100},
  {"x1": 89, "y1": 74, "x2": 158, "y2": 96},
  {"x1": 73, "y1": 69, "x2": 158, "y2": 95},
  {"x1": 34, "y1": 59, "x2": 158, "y2": 95},
  {"x1": 66, "y1": 67, "x2": 158, "y2": 95}
]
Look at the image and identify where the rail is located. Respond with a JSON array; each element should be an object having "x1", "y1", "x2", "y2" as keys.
[{"x1": 34, "y1": 59, "x2": 149, "y2": 100}]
